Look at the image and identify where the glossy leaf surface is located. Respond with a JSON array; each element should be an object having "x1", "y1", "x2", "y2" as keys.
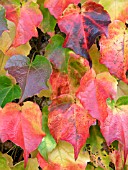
[
  {"x1": 76, "y1": 69, "x2": 117, "y2": 122},
  {"x1": 0, "y1": 102, "x2": 45, "y2": 165},
  {"x1": 5, "y1": 55, "x2": 52, "y2": 102},
  {"x1": 58, "y1": 2, "x2": 111, "y2": 58}
]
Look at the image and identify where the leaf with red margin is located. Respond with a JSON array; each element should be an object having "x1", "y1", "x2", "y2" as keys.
[
  {"x1": 49, "y1": 69, "x2": 70, "y2": 99},
  {"x1": 5, "y1": 1, "x2": 42, "y2": 47},
  {"x1": 100, "y1": 101, "x2": 128, "y2": 164},
  {"x1": 44, "y1": 0, "x2": 80, "y2": 19},
  {"x1": 37, "y1": 141, "x2": 90, "y2": 170},
  {"x1": 5, "y1": 55, "x2": 52, "y2": 102},
  {"x1": 58, "y1": 2, "x2": 111, "y2": 59},
  {"x1": 0, "y1": 101, "x2": 45, "y2": 166},
  {"x1": 100, "y1": 20, "x2": 128, "y2": 83},
  {"x1": 48, "y1": 95, "x2": 95, "y2": 159},
  {"x1": 76, "y1": 69, "x2": 117, "y2": 122}
]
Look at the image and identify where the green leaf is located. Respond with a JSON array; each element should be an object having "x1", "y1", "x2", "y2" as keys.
[
  {"x1": 38, "y1": 0, "x2": 56, "y2": 33},
  {"x1": 0, "y1": 6, "x2": 8, "y2": 36},
  {"x1": 85, "y1": 125, "x2": 111, "y2": 169},
  {"x1": 42, "y1": 106, "x2": 50, "y2": 134},
  {"x1": 45, "y1": 34, "x2": 70, "y2": 73},
  {"x1": 116, "y1": 96, "x2": 128, "y2": 106},
  {"x1": 0, "y1": 76, "x2": 21, "y2": 107},
  {"x1": 0, "y1": 153, "x2": 11, "y2": 170},
  {"x1": 38, "y1": 134, "x2": 56, "y2": 161},
  {"x1": 12, "y1": 158, "x2": 39, "y2": 170}
]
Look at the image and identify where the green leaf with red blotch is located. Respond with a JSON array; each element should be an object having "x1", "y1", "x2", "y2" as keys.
[
  {"x1": 48, "y1": 95, "x2": 95, "y2": 160},
  {"x1": 0, "y1": 6, "x2": 8, "y2": 36},
  {"x1": 37, "y1": 0, "x2": 56, "y2": 34},
  {"x1": 5, "y1": 55, "x2": 52, "y2": 102},
  {"x1": 100, "y1": 100, "x2": 128, "y2": 163},
  {"x1": 5, "y1": 1, "x2": 42, "y2": 47},
  {"x1": 100, "y1": 20, "x2": 128, "y2": 83},
  {"x1": 0, "y1": 101, "x2": 45, "y2": 166},
  {"x1": 76, "y1": 69, "x2": 117, "y2": 122},
  {"x1": 45, "y1": 34, "x2": 70, "y2": 73},
  {"x1": 37, "y1": 141, "x2": 90, "y2": 170},
  {"x1": 58, "y1": 2, "x2": 111, "y2": 59},
  {"x1": 44, "y1": 0, "x2": 80, "y2": 19}
]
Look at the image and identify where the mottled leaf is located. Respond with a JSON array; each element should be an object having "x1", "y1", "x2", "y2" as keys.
[
  {"x1": 5, "y1": 1, "x2": 42, "y2": 47},
  {"x1": 116, "y1": 81, "x2": 128, "y2": 100},
  {"x1": 38, "y1": 0, "x2": 56, "y2": 33},
  {"x1": 0, "y1": 152, "x2": 12, "y2": 170},
  {"x1": 85, "y1": 125, "x2": 111, "y2": 169},
  {"x1": 58, "y1": 2, "x2": 111, "y2": 58},
  {"x1": 0, "y1": 51, "x2": 9, "y2": 75},
  {"x1": 0, "y1": 102, "x2": 45, "y2": 165},
  {"x1": 0, "y1": 6, "x2": 8, "y2": 36},
  {"x1": 44, "y1": 0, "x2": 80, "y2": 19},
  {"x1": 48, "y1": 95, "x2": 95, "y2": 159},
  {"x1": 76, "y1": 69, "x2": 117, "y2": 122},
  {"x1": 0, "y1": 75, "x2": 21, "y2": 107},
  {"x1": 100, "y1": 20, "x2": 128, "y2": 83},
  {"x1": 5, "y1": 55, "x2": 52, "y2": 102},
  {"x1": 45, "y1": 34, "x2": 70, "y2": 72},
  {"x1": 50, "y1": 69, "x2": 70, "y2": 99},
  {"x1": 100, "y1": 101, "x2": 128, "y2": 163},
  {"x1": 37, "y1": 141, "x2": 90, "y2": 170}
]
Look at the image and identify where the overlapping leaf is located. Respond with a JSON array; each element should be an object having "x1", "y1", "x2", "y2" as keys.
[
  {"x1": 58, "y1": 1, "x2": 111, "y2": 58},
  {"x1": 0, "y1": 6, "x2": 8, "y2": 36},
  {"x1": 100, "y1": 100, "x2": 128, "y2": 163},
  {"x1": 100, "y1": 20, "x2": 128, "y2": 83},
  {"x1": 48, "y1": 95, "x2": 95, "y2": 159},
  {"x1": 44, "y1": 0, "x2": 80, "y2": 19},
  {"x1": 76, "y1": 69, "x2": 117, "y2": 122},
  {"x1": 5, "y1": 1, "x2": 42, "y2": 47},
  {"x1": 37, "y1": 141, "x2": 90, "y2": 170},
  {"x1": 0, "y1": 75, "x2": 21, "y2": 107},
  {"x1": 5, "y1": 55, "x2": 52, "y2": 102},
  {"x1": 0, "y1": 101, "x2": 45, "y2": 165}
]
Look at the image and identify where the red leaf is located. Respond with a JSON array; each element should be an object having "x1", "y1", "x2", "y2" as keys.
[
  {"x1": 44, "y1": 0, "x2": 80, "y2": 19},
  {"x1": 58, "y1": 2, "x2": 111, "y2": 58},
  {"x1": 0, "y1": 102, "x2": 45, "y2": 165},
  {"x1": 48, "y1": 95, "x2": 95, "y2": 159},
  {"x1": 76, "y1": 69, "x2": 117, "y2": 122},
  {"x1": 5, "y1": 2, "x2": 42, "y2": 47},
  {"x1": 50, "y1": 69, "x2": 70, "y2": 99},
  {"x1": 100, "y1": 104, "x2": 128, "y2": 163},
  {"x1": 100, "y1": 20, "x2": 128, "y2": 83}
]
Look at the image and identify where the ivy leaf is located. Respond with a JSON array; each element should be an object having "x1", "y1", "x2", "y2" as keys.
[
  {"x1": 37, "y1": 0, "x2": 56, "y2": 33},
  {"x1": 0, "y1": 101, "x2": 45, "y2": 166},
  {"x1": 58, "y1": 2, "x2": 111, "y2": 59},
  {"x1": 76, "y1": 69, "x2": 117, "y2": 122},
  {"x1": 85, "y1": 125, "x2": 111, "y2": 169},
  {"x1": 37, "y1": 141, "x2": 90, "y2": 170},
  {"x1": 116, "y1": 96, "x2": 128, "y2": 106},
  {"x1": 100, "y1": 103, "x2": 128, "y2": 163},
  {"x1": 0, "y1": 6, "x2": 8, "y2": 36},
  {"x1": 45, "y1": 34, "x2": 70, "y2": 72},
  {"x1": 0, "y1": 75, "x2": 21, "y2": 107},
  {"x1": 48, "y1": 95, "x2": 95, "y2": 159},
  {"x1": 5, "y1": 55, "x2": 52, "y2": 102},
  {"x1": 44, "y1": 0, "x2": 80, "y2": 19},
  {"x1": 0, "y1": 51, "x2": 9, "y2": 75},
  {"x1": 100, "y1": 20, "x2": 128, "y2": 83},
  {"x1": 5, "y1": 1, "x2": 42, "y2": 47}
]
